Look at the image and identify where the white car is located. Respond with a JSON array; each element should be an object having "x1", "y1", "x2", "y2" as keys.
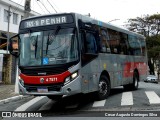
[{"x1": 144, "y1": 75, "x2": 158, "y2": 84}]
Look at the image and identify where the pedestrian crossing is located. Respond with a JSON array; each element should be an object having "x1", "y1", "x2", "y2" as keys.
[
  {"x1": 39, "y1": 91, "x2": 160, "y2": 110},
  {"x1": 92, "y1": 100, "x2": 106, "y2": 107},
  {"x1": 121, "y1": 92, "x2": 133, "y2": 106},
  {"x1": 145, "y1": 91, "x2": 160, "y2": 104},
  {"x1": 91, "y1": 91, "x2": 160, "y2": 108},
  {"x1": 15, "y1": 90, "x2": 160, "y2": 111}
]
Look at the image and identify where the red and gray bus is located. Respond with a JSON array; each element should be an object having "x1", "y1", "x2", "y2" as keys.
[{"x1": 9, "y1": 13, "x2": 148, "y2": 100}]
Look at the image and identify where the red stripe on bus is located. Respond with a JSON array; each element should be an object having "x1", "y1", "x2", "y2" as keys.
[
  {"x1": 20, "y1": 71, "x2": 71, "y2": 84},
  {"x1": 123, "y1": 62, "x2": 147, "y2": 77}
]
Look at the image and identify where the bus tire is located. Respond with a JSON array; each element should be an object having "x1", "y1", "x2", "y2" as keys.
[
  {"x1": 131, "y1": 72, "x2": 139, "y2": 90},
  {"x1": 123, "y1": 72, "x2": 139, "y2": 91},
  {"x1": 47, "y1": 95, "x2": 62, "y2": 101},
  {"x1": 95, "y1": 75, "x2": 110, "y2": 100}
]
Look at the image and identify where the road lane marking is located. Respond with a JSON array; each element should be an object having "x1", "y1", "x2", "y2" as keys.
[
  {"x1": 121, "y1": 92, "x2": 133, "y2": 106},
  {"x1": 15, "y1": 96, "x2": 46, "y2": 111},
  {"x1": 92, "y1": 100, "x2": 106, "y2": 107},
  {"x1": 39, "y1": 99, "x2": 55, "y2": 111},
  {"x1": 145, "y1": 91, "x2": 160, "y2": 104}
]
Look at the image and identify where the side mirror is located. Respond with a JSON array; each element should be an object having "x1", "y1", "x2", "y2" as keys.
[{"x1": 9, "y1": 34, "x2": 20, "y2": 57}]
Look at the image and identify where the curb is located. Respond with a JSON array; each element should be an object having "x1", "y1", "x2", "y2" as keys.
[{"x1": 0, "y1": 95, "x2": 30, "y2": 105}]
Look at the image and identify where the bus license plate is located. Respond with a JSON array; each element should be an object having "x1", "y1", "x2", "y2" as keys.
[{"x1": 37, "y1": 87, "x2": 48, "y2": 93}]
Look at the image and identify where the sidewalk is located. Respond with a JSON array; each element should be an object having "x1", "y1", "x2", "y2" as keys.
[
  {"x1": 0, "y1": 84, "x2": 34, "y2": 105},
  {"x1": 0, "y1": 84, "x2": 19, "y2": 100},
  {"x1": 0, "y1": 84, "x2": 32, "y2": 104}
]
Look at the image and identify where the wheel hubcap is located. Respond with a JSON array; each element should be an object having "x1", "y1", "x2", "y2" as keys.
[{"x1": 99, "y1": 81, "x2": 108, "y2": 95}]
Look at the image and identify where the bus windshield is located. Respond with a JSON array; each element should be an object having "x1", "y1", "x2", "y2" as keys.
[{"x1": 19, "y1": 28, "x2": 78, "y2": 66}]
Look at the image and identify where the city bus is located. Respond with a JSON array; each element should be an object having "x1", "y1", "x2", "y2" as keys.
[{"x1": 9, "y1": 13, "x2": 148, "y2": 100}]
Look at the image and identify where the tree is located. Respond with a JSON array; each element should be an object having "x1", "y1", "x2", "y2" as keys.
[{"x1": 126, "y1": 14, "x2": 160, "y2": 75}]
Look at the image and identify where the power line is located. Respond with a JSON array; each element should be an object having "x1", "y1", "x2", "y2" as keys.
[
  {"x1": 35, "y1": 0, "x2": 46, "y2": 14},
  {"x1": 46, "y1": 0, "x2": 57, "y2": 13},
  {"x1": 32, "y1": 0, "x2": 35, "y2": 13},
  {"x1": 11, "y1": 0, "x2": 24, "y2": 13},
  {"x1": 37, "y1": 0, "x2": 51, "y2": 14},
  {"x1": 50, "y1": 0, "x2": 61, "y2": 12}
]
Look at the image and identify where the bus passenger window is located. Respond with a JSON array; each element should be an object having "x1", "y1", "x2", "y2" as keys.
[
  {"x1": 128, "y1": 35, "x2": 142, "y2": 56},
  {"x1": 119, "y1": 33, "x2": 129, "y2": 55},
  {"x1": 100, "y1": 30, "x2": 110, "y2": 53},
  {"x1": 108, "y1": 29, "x2": 120, "y2": 54}
]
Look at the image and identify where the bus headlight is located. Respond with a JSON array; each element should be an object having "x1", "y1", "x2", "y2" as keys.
[
  {"x1": 71, "y1": 72, "x2": 78, "y2": 79},
  {"x1": 64, "y1": 71, "x2": 78, "y2": 85},
  {"x1": 19, "y1": 76, "x2": 24, "y2": 86}
]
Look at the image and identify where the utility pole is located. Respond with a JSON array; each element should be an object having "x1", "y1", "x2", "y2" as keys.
[
  {"x1": 7, "y1": 5, "x2": 11, "y2": 54},
  {"x1": 24, "y1": 0, "x2": 31, "y2": 18}
]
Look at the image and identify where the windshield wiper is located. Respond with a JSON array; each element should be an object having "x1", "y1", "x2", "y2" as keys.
[
  {"x1": 34, "y1": 35, "x2": 38, "y2": 58},
  {"x1": 46, "y1": 26, "x2": 61, "y2": 55},
  {"x1": 46, "y1": 33, "x2": 50, "y2": 55}
]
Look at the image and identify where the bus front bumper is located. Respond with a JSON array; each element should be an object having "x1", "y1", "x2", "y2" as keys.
[{"x1": 18, "y1": 76, "x2": 81, "y2": 96}]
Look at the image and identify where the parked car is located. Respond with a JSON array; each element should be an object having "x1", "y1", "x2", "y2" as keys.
[{"x1": 144, "y1": 75, "x2": 158, "y2": 84}]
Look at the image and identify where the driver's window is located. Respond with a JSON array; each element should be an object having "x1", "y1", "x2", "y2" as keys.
[
  {"x1": 85, "y1": 32, "x2": 97, "y2": 54},
  {"x1": 81, "y1": 31, "x2": 98, "y2": 66}
]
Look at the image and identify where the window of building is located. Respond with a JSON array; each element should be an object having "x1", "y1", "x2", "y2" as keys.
[
  {"x1": 4, "y1": 9, "x2": 10, "y2": 22},
  {"x1": 13, "y1": 13, "x2": 18, "y2": 24}
]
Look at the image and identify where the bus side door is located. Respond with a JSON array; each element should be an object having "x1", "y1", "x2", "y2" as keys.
[{"x1": 80, "y1": 30, "x2": 99, "y2": 93}]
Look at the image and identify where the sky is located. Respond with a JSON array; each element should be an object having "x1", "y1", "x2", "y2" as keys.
[{"x1": 11, "y1": 0, "x2": 160, "y2": 27}]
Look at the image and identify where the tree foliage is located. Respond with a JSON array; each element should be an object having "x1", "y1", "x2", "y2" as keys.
[{"x1": 127, "y1": 14, "x2": 160, "y2": 37}]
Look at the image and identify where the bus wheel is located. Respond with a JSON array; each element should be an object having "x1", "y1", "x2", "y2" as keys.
[
  {"x1": 96, "y1": 75, "x2": 110, "y2": 100},
  {"x1": 47, "y1": 95, "x2": 62, "y2": 101},
  {"x1": 123, "y1": 72, "x2": 139, "y2": 91}
]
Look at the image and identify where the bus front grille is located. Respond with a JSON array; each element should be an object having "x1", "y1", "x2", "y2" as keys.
[{"x1": 24, "y1": 84, "x2": 63, "y2": 92}]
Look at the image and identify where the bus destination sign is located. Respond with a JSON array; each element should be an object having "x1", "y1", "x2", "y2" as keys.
[{"x1": 21, "y1": 15, "x2": 73, "y2": 29}]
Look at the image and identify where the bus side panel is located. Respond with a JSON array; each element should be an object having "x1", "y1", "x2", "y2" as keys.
[
  {"x1": 81, "y1": 57, "x2": 100, "y2": 93},
  {"x1": 98, "y1": 54, "x2": 118, "y2": 88},
  {"x1": 115, "y1": 55, "x2": 129, "y2": 86},
  {"x1": 99, "y1": 54, "x2": 131, "y2": 87},
  {"x1": 81, "y1": 54, "x2": 147, "y2": 93},
  {"x1": 124, "y1": 56, "x2": 135, "y2": 84},
  {"x1": 123, "y1": 56, "x2": 148, "y2": 84},
  {"x1": 133, "y1": 56, "x2": 148, "y2": 81}
]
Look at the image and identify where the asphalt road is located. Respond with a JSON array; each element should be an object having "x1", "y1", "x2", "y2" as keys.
[{"x1": 1, "y1": 82, "x2": 160, "y2": 120}]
